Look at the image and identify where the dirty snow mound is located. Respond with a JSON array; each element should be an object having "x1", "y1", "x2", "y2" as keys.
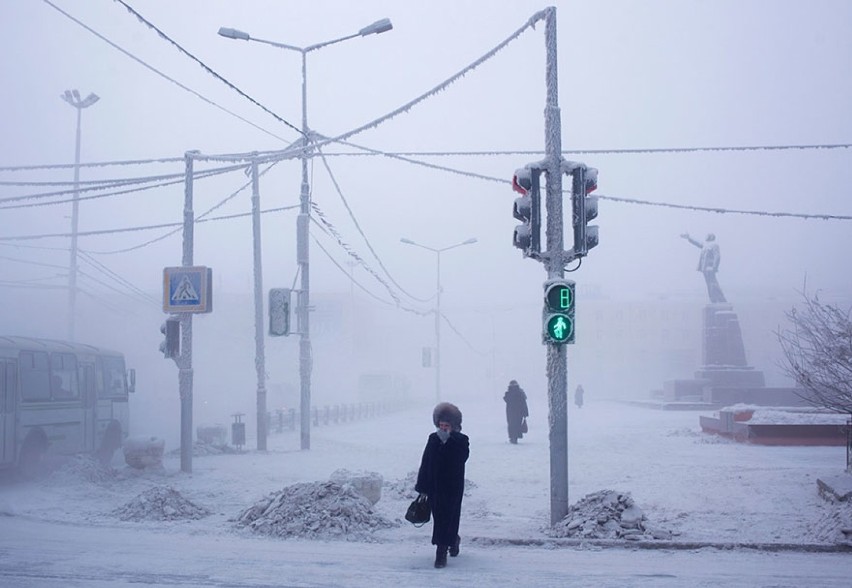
[
  {"x1": 809, "y1": 499, "x2": 852, "y2": 544},
  {"x1": 49, "y1": 455, "x2": 117, "y2": 486},
  {"x1": 548, "y1": 489, "x2": 674, "y2": 541},
  {"x1": 235, "y1": 481, "x2": 396, "y2": 541},
  {"x1": 384, "y1": 471, "x2": 477, "y2": 501},
  {"x1": 114, "y1": 486, "x2": 211, "y2": 522},
  {"x1": 384, "y1": 471, "x2": 419, "y2": 501}
]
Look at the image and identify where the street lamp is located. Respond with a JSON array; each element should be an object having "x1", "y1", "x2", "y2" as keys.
[
  {"x1": 218, "y1": 19, "x2": 392, "y2": 451},
  {"x1": 60, "y1": 89, "x2": 99, "y2": 341},
  {"x1": 400, "y1": 237, "x2": 477, "y2": 402}
]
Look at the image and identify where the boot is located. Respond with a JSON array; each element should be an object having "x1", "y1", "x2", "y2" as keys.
[
  {"x1": 434, "y1": 545, "x2": 448, "y2": 568},
  {"x1": 449, "y1": 535, "x2": 460, "y2": 557}
]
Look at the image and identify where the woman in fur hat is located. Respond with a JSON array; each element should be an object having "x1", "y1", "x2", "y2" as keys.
[{"x1": 415, "y1": 402, "x2": 469, "y2": 569}]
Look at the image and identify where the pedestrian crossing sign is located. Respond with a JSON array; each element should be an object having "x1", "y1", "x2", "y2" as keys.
[{"x1": 163, "y1": 266, "x2": 213, "y2": 313}]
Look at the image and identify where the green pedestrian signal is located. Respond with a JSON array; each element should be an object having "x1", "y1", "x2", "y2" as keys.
[{"x1": 542, "y1": 280, "x2": 576, "y2": 344}]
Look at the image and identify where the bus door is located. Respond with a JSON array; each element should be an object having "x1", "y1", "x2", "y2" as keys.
[
  {"x1": 0, "y1": 361, "x2": 17, "y2": 466},
  {"x1": 80, "y1": 363, "x2": 96, "y2": 453}
]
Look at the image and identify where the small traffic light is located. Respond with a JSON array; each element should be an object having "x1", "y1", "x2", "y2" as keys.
[
  {"x1": 542, "y1": 279, "x2": 575, "y2": 344},
  {"x1": 571, "y1": 165, "x2": 599, "y2": 257},
  {"x1": 512, "y1": 166, "x2": 542, "y2": 256},
  {"x1": 159, "y1": 316, "x2": 180, "y2": 359},
  {"x1": 268, "y1": 288, "x2": 291, "y2": 336}
]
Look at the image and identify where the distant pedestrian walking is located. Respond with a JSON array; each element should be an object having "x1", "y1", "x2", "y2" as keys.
[
  {"x1": 503, "y1": 380, "x2": 529, "y2": 444},
  {"x1": 415, "y1": 402, "x2": 469, "y2": 569},
  {"x1": 574, "y1": 384, "x2": 584, "y2": 409}
]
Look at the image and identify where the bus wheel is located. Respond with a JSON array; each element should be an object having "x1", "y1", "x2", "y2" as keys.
[
  {"x1": 18, "y1": 435, "x2": 47, "y2": 480},
  {"x1": 96, "y1": 422, "x2": 121, "y2": 466}
]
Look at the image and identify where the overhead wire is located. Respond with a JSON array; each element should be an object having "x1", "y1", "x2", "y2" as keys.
[
  {"x1": 0, "y1": 163, "x2": 246, "y2": 208},
  {"x1": 314, "y1": 145, "x2": 431, "y2": 303},
  {"x1": 109, "y1": 0, "x2": 303, "y2": 136},
  {"x1": 40, "y1": 0, "x2": 293, "y2": 143}
]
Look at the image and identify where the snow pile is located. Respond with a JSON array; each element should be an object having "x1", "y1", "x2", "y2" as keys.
[
  {"x1": 720, "y1": 404, "x2": 849, "y2": 425},
  {"x1": 810, "y1": 500, "x2": 852, "y2": 544},
  {"x1": 548, "y1": 490, "x2": 674, "y2": 541},
  {"x1": 235, "y1": 481, "x2": 397, "y2": 541},
  {"x1": 384, "y1": 471, "x2": 478, "y2": 501},
  {"x1": 329, "y1": 469, "x2": 383, "y2": 505},
  {"x1": 167, "y1": 440, "x2": 238, "y2": 457},
  {"x1": 113, "y1": 486, "x2": 211, "y2": 522},
  {"x1": 49, "y1": 455, "x2": 117, "y2": 486},
  {"x1": 384, "y1": 471, "x2": 419, "y2": 501}
]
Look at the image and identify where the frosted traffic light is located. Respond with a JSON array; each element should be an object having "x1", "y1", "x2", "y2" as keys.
[
  {"x1": 571, "y1": 165, "x2": 599, "y2": 257},
  {"x1": 269, "y1": 288, "x2": 291, "y2": 336},
  {"x1": 511, "y1": 166, "x2": 542, "y2": 256},
  {"x1": 159, "y1": 317, "x2": 180, "y2": 359}
]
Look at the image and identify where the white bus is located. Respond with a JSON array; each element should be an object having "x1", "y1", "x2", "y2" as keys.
[{"x1": 0, "y1": 336, "x2": 136, "y2": 475}]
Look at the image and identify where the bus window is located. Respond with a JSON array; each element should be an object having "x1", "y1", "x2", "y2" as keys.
[
  {"x1": 20, "y1": 351, "x2": 50, "y2": 401},
  {"x1": 100, "y1": 356, "x2": 127, "y2": 398},
  {"x1": 79, "y1": 364, "x2": 95, "y2": 408},
  {"x1": 5, "y1": 362, "x2": 16, "y2": 414},
  {"x1": 50, "y1": 353, "x2": 79, "y2": 400}
]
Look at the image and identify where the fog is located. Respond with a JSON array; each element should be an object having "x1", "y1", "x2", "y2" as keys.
[{"x1": 1, "y1": 1, "x2": 851, "y2": 448}]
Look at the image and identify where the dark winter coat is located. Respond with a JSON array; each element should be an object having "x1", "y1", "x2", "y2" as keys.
[
  {"x1": 415, "y1": 403, "x2": 469, "y2": 547},
  {"x1": 503, "y1": 383, "x2": 529, "y2": 440}
]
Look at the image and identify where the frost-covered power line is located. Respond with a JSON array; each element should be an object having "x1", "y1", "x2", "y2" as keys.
[
  {"x1": 40, "y1": 0, "x2": 293, "y2": 143},
  {"x1": 108, "y1": 0, "x2": 303, "y2": 136}
]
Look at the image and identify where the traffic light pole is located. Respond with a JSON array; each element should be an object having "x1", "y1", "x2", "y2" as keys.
[{"x1": 542, "y1": 7, "x2": 569, "y2": 526}]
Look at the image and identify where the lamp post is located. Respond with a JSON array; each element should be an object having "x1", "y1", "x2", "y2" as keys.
[
  {"x1": 60, "y1": 89, "x2": 99, "y2": 341},
  {"x1": 218, "y1": 18, "x2": 392, "y2": 450},
  {"x1": 400, "y1": 237, "x2": 477, "y2": 402}
]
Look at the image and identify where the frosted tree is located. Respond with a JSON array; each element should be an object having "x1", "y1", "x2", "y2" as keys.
[{"x1": 776, "y1": 291, "x2": 852, "y2": 415}]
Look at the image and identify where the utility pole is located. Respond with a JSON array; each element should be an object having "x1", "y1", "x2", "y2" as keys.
[
  {"x1": 250, "y1": 158, "x2": 268, "y2": 451},
  {"x1": 60, "y1": 89, "x2": 98, "y2": 341},
  {"x1": 179, "y1": 151, "x2": 196, "y2": 474},
  {"x1": 218, "y1": 17, "x2": 393, "y2": 451}
]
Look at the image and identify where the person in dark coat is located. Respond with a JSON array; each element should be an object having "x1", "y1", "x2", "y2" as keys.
[
  {"x1": 575, "y1": 384, "x2": 584, "y2": 409},
  {"x1": 415, "y1": 402, "x2": 469, "y2": 569},
  {"x1": 503, "y1": 380, "x2": 529, "y2": 444}
]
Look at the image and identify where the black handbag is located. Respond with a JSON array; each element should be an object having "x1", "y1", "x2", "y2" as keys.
[
  {"x1": 521, "y1": 417, "x2": 528, "y2": 434},
  {"x1": 405, "y1": 494, "x2": 431, "y2": 527}
]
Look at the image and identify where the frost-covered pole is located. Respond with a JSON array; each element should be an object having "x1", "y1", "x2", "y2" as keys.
[
  {"x1": 250, "y1": 157, "x2": 268, "y2": 451},
  {"x1": 543, "y1": 6, "x2": 569, "y2": 526},
  {"x1": 298, "y1": 50, "x2": 313, "y2": 451},
  {"x1": 180, "y1": 151, "x2": 196, "y2": 474},
  {"x1": 60, "y1": 89, "x2": 98, "y2": 341}
]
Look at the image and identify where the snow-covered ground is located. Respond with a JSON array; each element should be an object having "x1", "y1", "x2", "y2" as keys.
[{"x1": 1, "y1": 399, "x2": 850, "y2": 587}]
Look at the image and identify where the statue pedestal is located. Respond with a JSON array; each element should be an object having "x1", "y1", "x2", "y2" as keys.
[{"x1": 662, "y1": 304, "x2": 766, "y2": 403}]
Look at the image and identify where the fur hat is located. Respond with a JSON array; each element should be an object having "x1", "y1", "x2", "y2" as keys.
[{"x1": 432, "y1": 402, "x2": 463, "y2": 432}]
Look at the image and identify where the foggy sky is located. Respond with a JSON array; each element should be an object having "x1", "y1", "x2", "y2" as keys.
[{"x1": 1, "y1": 1, "x2": 851, "y2": 444}]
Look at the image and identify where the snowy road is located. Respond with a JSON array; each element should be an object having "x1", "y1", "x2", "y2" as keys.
[
  {"x1": 1, "y1": 516, "x2": 850, "y2": 588},
  {"x1": 1, "y1": 399, "x2": 850, "y2": 587}
]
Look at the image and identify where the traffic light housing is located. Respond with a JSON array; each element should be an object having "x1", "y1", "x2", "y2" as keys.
[
  {"x1": 542, "y1": 279, "x2": 575, "y2": 344},
  {"x1": 512, "y1": 166, "x2": 542, "y2": 256},
  {"x1": 159, "y1": 316, "x2": 180, "y2": 359},
  {"x1": 571, "y1": 165, "x2": 599, "y2": 257},
  {"x1": 268, "y1": 288, "x2": 291, "y2": 336}
]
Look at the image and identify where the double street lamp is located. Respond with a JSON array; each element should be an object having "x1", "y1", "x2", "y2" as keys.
[
  {"x1": 218, "y1": 18, "x2": 392, "y2": 450},
  {"x1": 400, "y1": 237, "x2": 477, "y2": 402}
]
